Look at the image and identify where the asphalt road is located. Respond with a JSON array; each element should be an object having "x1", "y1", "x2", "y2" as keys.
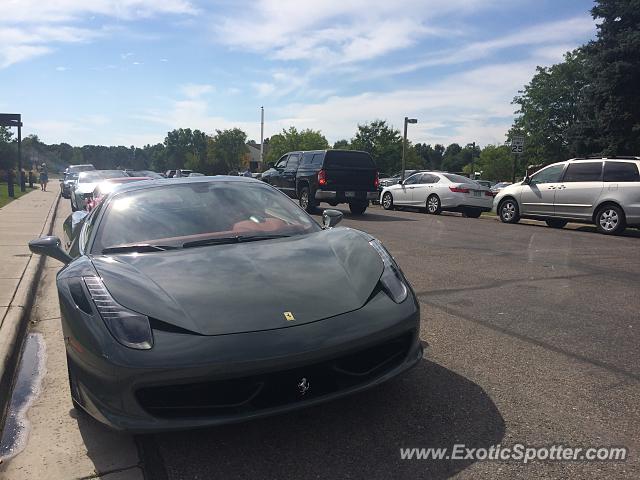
[{"x1": 136, "y1": 205, "x2": 640, "y2": 479}]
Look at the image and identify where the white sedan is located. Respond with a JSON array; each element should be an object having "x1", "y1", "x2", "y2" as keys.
[{"x1": 380, "y1": 172, "x2": 494, "y2": 218}]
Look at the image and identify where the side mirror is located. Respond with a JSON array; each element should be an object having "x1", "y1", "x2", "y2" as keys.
[
  {"x1": 522, "y1": 176, "x2": 531, "y2": 185},
  {"x1": 397, "y1": 179, "x2": 403, "y2": 185},
  {"x1": 267, "y1": 162, "x2": 275, "y2": 169},
  {"x1": 322, "y1": 209, "x2": 343, "y2": 229},
  {"x1": 28, "y1": 236, "x2": 72, "y2": 264}
]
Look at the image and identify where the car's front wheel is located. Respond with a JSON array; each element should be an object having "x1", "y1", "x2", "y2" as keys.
[
  {"x1": 546, "y1": 218, "x2": 568, "y2": 229},
  {"x1": 426, "y1": 195, "x2": 442, "y2": 215},
  {"x1": 595, "y1": 204, "x2": 626, "y2": 235},
  {"x1": 349, "y1": 201, "x2": 368, "y2": 215},
  {"x1": 498, "y1": 198, "x2": 520, "y2": 224},
  {"x1": 382, "y1": 192, "x2": 394, "y2": 210}
]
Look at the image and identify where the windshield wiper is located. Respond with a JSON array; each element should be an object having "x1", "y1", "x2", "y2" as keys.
[
  {"x1": 182, "y1": 234, "x2": 290, "y2": 249},
  {"x1": 101, "y1": 244, "x2": 178, "y2": 254}
]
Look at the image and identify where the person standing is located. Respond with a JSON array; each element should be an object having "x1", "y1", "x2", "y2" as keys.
[{"x1": 39, "y1": 162, "x2": 49, "y2": 191}]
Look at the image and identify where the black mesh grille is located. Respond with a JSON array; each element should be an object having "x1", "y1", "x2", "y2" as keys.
[{"x1": 136, "y1": 332, "x2": 414, "y2": 419}]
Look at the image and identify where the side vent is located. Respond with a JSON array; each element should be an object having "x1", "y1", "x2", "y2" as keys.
[{"x1": 69, "y1": 279, "x2": 93, "y2": 314}]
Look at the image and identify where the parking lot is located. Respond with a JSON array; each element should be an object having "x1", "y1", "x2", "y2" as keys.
[{"x1": 3, "y1": 198, "x2": 638, "y2": 479}]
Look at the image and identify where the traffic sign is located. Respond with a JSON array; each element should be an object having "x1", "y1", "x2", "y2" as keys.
[{"x1": 510, "y1": 135, "x2": 524, "y2": 154}]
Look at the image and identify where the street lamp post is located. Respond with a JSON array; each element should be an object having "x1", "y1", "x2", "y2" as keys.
[
  {"x1": 467, "y1": 141, "x2": 476, "y2": 179},
  {"x1": 401, "y1": 117, "x2": 417, "y2": 182}
]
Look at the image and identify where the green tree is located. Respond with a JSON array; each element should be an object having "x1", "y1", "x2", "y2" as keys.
[
  {"x1": 333, "y1": 139, "x2": 350, "y2": 149},
  {"x1": 207, "y1": 128, "x2": 248, "y2": 174},
  {"x1": 578, "y1": 0, "x2": 640, "y2": 154},
  {"x1": 350, "y1": 120, "x2": 403, "y2": 174},
  {"x1": 512, "y1": 49, "x2": 588, "y2": 165},
  {"x1": 471, "y1": 145, "x2": 513, "y2": 181},
  {"x1": 265, "y1": 127, "x2": 329, "y2": 163},
  {"x1": 0, "y1": 126, "x2": 15, "y2": 171},
  {"x1": 164, "y1": 128, "x2": 207, "y2": 169}
]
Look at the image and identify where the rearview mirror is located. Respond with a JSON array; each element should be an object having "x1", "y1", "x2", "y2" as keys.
[
  {"x1": 28, "y1": 236, "x2": 72, "y2": 264},
  {"x1": 322, "y1": 209, "x2": 343, "y2": 229}
]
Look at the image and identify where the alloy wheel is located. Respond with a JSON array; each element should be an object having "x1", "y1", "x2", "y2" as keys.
[{"x1": 599, "y1": 209, "x2": 619, "y2": 232}]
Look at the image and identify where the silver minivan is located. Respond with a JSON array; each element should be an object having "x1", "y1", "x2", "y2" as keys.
[{"x1": 494, "y1": 157, "x2": 640, "y2": 235}]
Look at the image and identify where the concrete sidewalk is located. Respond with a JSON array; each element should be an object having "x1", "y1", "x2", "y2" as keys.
[{"x1": 0, "y1": 189, "x2": 59, "y2": 430}]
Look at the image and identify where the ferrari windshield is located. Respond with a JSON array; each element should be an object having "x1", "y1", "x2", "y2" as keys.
[{"x1": 92, "y1": 180, "x2": 321, "y2": 252}]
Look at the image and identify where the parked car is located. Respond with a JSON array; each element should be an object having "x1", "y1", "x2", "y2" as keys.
[
  {"x1": 494, "y1": 157, "x2": 640, "y2": 235},
  {"x1": 86, "y1": 177, "x2": 152, "y2": 211},
  {"x1": 127, "y1": 170, "x2": 164, "y2": 179},
  {"x1": 490, "y1": 182, "x2": 512, "y2": 194},
  {"x1": 165, "y1": 169, "x2": 193, "y2": 178},
  {"x1": 60, "y1": 164, "x2": 95, "y2": 198},
  {"x1": 262, "y1": 149, "x2": 379, "y2": 215},
  {"x1": 475, "y1": 180, "x2": 493, "y2": 189},
  {"x1": 381, "y1": 171, "x2": 494, "y2": 218},
  {"x1": 60, "y1": 172, "x2": 79, "y2": 199},
  {"x1": 70, "y1": 170, "x2": 127, "y2": 211},
  {"x1": 375, "y1": 170, "x2": 425, "y2": 204},
  {"x1": 28, "y1": 176, "x2": 421, "y2": 432}
]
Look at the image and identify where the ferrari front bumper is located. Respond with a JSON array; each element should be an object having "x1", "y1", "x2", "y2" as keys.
[{"x1": 64, "y1": 288, "x2": 422, "y2": 433}]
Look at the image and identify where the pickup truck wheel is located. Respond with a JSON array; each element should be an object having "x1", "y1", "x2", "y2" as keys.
[
  {"x1": 299, "y1": 186, "x2": 316, "y2": 213},
  {"x1": 349, "y1": 201, "x2": 368, "y2": 215},
  {"x1": 382, "y1": 192, "x2": 394, "y2": 210}
]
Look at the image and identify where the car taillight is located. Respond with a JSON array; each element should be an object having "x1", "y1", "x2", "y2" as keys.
[
  {"x1": 485, "y1": 191, "x2": 496, "y2": 197},
  {"x1": 318, "y1": 169, "x2": 327, "y2": 186},
  {"x1": 374, "y1": 171, "x2": 379, "y2": 189},
  {"x1": 449, "y1": 186, "x2": 469, "y2": 193}
]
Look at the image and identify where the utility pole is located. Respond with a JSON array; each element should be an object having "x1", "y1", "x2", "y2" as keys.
[
  {"x1": 401, "y1": 117, "x2": 417, "y2": 182},
  {"x1": 260, "y1": 106, "x2": 264, "y2": 167}
]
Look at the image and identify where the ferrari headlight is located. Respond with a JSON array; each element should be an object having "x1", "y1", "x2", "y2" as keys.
[
  {"x1": 369, "y1": 239, "x2": 408, "y2": 303},
  {"x1": 83, "y1": 276, "x2": 153, "y2": 350}
]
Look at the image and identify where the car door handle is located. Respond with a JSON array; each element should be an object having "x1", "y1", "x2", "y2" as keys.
[
  {"x1": 547, "y1": 186, "x2": 556, "y2": 190},
  {"x1": 557, "y1": 185, "x2": 566, "y2": 190}
]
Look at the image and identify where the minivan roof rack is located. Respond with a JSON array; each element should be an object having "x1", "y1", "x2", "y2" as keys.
[{"x1": 572, "y1": 155, "x2": 640, "y2": 160}]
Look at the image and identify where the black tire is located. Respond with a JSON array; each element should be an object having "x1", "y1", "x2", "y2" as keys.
[
  {"x1": 595, "y1": 204, "x2": 626, "y2": 235},
  {"x1": 545, "y1": 218, "x2": 568, "y2": 229},
  {"x1": 349, "y1": 201, "x2": 368, "y2": 215},
  {"x1": 426, "y1": 195, "x2": 442, "y2": 215},
  {"x1": 463, "y1": 207, "x2": 482, "y2": 218},
  {"x1": 498, "y1": 198, "x2": 520, "y2": 224},
  {"x1": 298, "y1": 186, "x2": 316, "y2": 213},
  {"x1": 382, "y1": 192, "x2": 394, "y2": 210}
]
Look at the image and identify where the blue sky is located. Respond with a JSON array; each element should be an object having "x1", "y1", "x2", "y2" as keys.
[{"x1": 0, "y1": 0, "x2": 596, "y2": 148}]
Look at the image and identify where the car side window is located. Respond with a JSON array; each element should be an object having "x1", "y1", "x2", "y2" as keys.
[
  {"x1": 301, "y1": 152, "x2": 314, "y2": 166},
  {"x1": 275, "y1": 155, "x2": 288, "y2": 169},
  {"x1": 285, "y1": 154, "x2": 300, "y2": 171},
  {"x1": 404, "y1": 174, "x2": 420, "y2": 185},
  {"x1": 530, "y1": 164, "x2": 565, "y2": 185},
  {"x1": 420, "y1": 174, "x2": 435, "y2": 184},
  {"x1": 563, "y1": 162, "x2": 603, "y2": 182},
  {"x1": 311, "y1": 153, "x2": 324, "y2": 167},
  {"x1": 604, "y1": 162, "x2": 640, "y2": 182}
]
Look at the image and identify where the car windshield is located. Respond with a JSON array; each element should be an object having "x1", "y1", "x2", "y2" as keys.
[
  {"x1": 78, "y1": 171, "x2": 126, "y2": 183},
  {"x1": 92, "y1": 181, "x2": 321, "y2": 252}
]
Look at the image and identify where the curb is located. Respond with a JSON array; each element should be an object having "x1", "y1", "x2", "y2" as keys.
[{"x1": 0, "y1": 192, "x2": 61, "y2": 434}]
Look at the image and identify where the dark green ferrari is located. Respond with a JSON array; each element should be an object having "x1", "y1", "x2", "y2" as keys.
[{"x1": 29, "y1": 177, "x2": 422, "y2": 432}]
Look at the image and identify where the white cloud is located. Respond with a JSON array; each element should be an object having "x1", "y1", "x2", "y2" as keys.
[
  {"x1": 214, "y1": 0, "x2": 506, "y2": 65},
  {"x1": 0, "y1": 0, "x2": 197, "y2": 68},
  {"x1": 180, "y1": 83, "x2": 215, "y2": 98}
]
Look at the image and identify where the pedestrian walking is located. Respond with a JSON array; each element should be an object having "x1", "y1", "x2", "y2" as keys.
[{"x1": 39, "y1": 162, "x2": 49, "y2": 191}]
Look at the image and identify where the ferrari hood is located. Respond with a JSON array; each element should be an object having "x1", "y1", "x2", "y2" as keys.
[{"x1": 91, "y1": 228, "x2": 383, "y2": 336}]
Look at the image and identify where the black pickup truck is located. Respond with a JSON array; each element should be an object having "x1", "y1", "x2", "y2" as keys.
[{"x1": 261, "y1": 149, "x2": 379, "y2": 215}]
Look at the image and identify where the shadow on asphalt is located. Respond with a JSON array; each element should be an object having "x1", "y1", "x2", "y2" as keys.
[
  {"x1": 137, "y1": 359, "x2": 505, "y2": 479},
  {"x1": 312, "y1": 208, "x2": 419, "y2": 223}
]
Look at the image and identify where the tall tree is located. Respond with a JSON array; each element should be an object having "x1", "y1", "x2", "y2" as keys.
[
  {"x1": 471, "y1": 145, "x2": 513, "y2": 181},
  {"x1": 579, "y1": 0, "x2": 640, "y2": 154},
  {"x1": 512, "y1": 49, "x2": 588, "y2": 165}
]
